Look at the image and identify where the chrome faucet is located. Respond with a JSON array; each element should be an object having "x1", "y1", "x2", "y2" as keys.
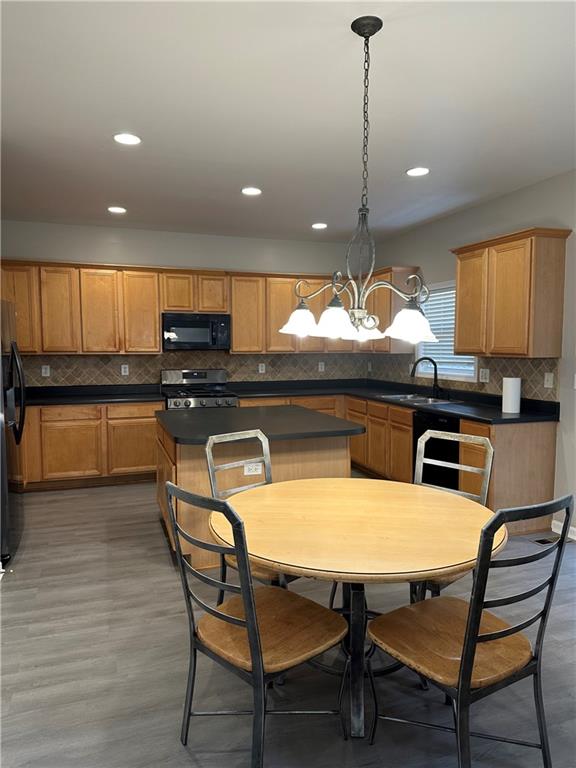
[{"x1": 411, "y1": 357, "x2": 442, "y2": 399}]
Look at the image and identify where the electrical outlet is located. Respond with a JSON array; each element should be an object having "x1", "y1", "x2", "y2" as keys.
[
  {"x1": 41, "y1": 365, "x2": 50, "y2": 378},
  {"x1": 367, "y1": 361, "x2": 373, "y2": 373},
  {"x1": 318, "y1": 361, "x2": 325, "y2": 373},
  {"x1": 244, "y1": 462, "x2": 263, "y2": 476},
  {"x1": 121, "y1": 364, "x2": 129, "y2": 376},
  {"x1": 544, "y1": 372, "x2": 554, "y2": 389},
  {"x1": 479, "y1": 368, "x2": 490, "y2": 383},
  {"x1": 258, "y1": 363, "x2": 266, "y2": 374}
]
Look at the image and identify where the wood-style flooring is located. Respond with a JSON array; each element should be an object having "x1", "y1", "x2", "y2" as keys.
[{"x1": 2, "y1": 483, "x2": 575, "y2": 768}]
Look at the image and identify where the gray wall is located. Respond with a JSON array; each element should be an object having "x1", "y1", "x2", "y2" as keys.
[
  {"x1": 1, "y1": 220, "x2": 345, "y2": 274},
  {"x1": 376, "y1": 170, "x2": 576, "y2": 501}
]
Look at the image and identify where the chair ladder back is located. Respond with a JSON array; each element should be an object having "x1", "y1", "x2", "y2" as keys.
[
  {"x1": 206, "y1": 430, "x2": 272, "y2": 500},
  {"x1": 414, "y1": 429, "x2": 494, "y2": 505},
  {"x1": 458, "y1": 495, "x2": 573, "y2": 690},
  {"x1": 165, "y1": 481, "x2": 265, "y2": 674}
]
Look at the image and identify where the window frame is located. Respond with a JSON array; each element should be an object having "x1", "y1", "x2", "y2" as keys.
[{"x1": 415, "y1": 280, "x2": 478, "y2": 383}]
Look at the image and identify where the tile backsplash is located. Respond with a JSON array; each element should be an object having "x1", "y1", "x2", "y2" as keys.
[{"x1": 24, "y1": 351, "x2": 559, "y2": 401}]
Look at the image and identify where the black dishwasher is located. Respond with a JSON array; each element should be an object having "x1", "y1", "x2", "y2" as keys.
[{"x1": 413, "y1": 410, "x2": 460, "y2": 490}]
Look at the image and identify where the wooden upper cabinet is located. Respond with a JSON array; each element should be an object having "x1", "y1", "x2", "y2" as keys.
[
  {"x1": 231, "y1": 276, "x2": 266, "y2": 353},
  {"x1": 1, "y1": 265, "x2": 41, "y2": 352},
  {"x1": 487, "y1": 239, "x2": 532, "y2": 356},
  {"x1": 454, "y1": 249, "x2": 488, "y2": 354},
  {"x1": 40, "y1": 266, "x2": 81, "y2": 353},
  {"x1": 197, "y1": 274, "x2": 229, "y2": 312},
  {"x1": 122, "y1": 271, "x2": 161, "y2": 353},
  {"x1": 80, "y1": 269, "x2": 122, "y2": 353},
  {"x1": 325, "y1": 288, "x2": 354, "y2": 353},
  {"x1": 161, "y1": 272, "x2": 195, "y2": 311},
  {"x1": 297, "y1": 279, "x2": 327, "y2": 353},
  {"x1": 368, "y1": 272, "x2": 391, "y2": 353},
  {"x1": 453, "y1": 228, "x2": 569, "y2": 358},
  {"x1": 266, "y1": 277, "x2": 298, "y2": 352}
]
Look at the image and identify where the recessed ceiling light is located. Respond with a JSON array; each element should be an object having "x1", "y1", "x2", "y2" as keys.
[
  {"x1": 406, "y1": 167, "x2": 430, "y2": 177},
  {"x1": 107, "y1": 206, "x2": 127, "y2": 214},
  {"x1": 241, "y1": 187, "x2": 262, "y2": 196},
  {"x1": 312, "y1": 222, "x2": 328, "y2": 230},
  {"x1": 113, "y1": 133, "x2": 141, "y2": 145}
]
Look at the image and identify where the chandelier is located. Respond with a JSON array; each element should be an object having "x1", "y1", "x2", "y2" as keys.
[{"x1": 280, "y1": 16, "x2": 437, "y2": 345}]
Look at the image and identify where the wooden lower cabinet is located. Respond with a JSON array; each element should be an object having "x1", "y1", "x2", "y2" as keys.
[
  {"x1": 367, "y1": 402, "x2": 390, "y2": 477},
  {"x1": 388, "y1": 406, "x2": 414, "y2": 483},
  {"x1": 40, "y1": 406, "x2": 103, "y2": 480},
  {"x1": 290, "y1": 395, "x2": 343, "y2": 417},
  {"x1": 345, "y1": 397, "x2": 368, "y2": 467},
  {"x1": 239, "y1": 397, "x2": 290, "y2": 407},
  {"x1": 14, "y1": 401, "x2": 164, "y2": 488},
  {"x1": 156, "y1": 438, "x2": 176, "y2": 546}
]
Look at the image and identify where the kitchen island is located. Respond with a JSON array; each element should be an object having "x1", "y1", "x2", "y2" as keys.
[{"x1": 156, "y1": 405, "x2": 364, "y2": 568}]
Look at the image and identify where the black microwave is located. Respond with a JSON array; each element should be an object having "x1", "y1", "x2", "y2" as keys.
[{"x1": 162, "y1": 313, "x2": 231, "y2": 351}]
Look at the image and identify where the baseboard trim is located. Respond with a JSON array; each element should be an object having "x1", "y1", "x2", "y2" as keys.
[{"x1": 552, "y1": 519, "x2": 576, "y2": 541}]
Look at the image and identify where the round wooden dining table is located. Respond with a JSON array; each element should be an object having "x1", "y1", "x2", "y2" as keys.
[{"x1": 210, "y1": 477, "x2": 507, "y2": 738}]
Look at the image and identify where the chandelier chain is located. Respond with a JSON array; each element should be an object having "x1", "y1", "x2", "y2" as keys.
[{"x1": 361, "y1": 36, "x2": 370, "y2": 209}]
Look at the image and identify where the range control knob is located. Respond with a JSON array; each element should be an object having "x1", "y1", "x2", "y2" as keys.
[
  {"x1": 226, "y1": 399, "x2": 233, "y2": 406},
  {"x1": 184, "y1": 400, "x2": 191, "y2": 408},
  {"x1": 200, "y1": 399, "x2": 207, "y2": 407},
  {"x1": 215, "y1": 399, "x2": 222, "y2": 407},
  {"x1": 173, "y1": 400, "x2": 181, "y2": 408}
]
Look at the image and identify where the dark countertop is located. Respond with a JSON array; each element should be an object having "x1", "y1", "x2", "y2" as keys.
[
  {"x1": 25, "y1": 379, "x2": 559, "y2": 425},
  {"x1": 25, "y1": 384, "x2": 163, "y2": 405},
  {"x1": 156, "y1": 405, "x2": 365, "y2": 445}
]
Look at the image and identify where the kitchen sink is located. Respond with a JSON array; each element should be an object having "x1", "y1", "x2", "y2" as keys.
[{"x1": 376, "y1": 394, "x2": 463, "y2": 406}]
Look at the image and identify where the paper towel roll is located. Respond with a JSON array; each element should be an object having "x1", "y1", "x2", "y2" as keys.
[{"x1": 502, "y1": 377, "x2": 521, "y2": 414}]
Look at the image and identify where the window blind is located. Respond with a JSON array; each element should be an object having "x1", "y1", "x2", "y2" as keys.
[{"x1": 417, "y1": 284, "x2": 476, "y2": 380}]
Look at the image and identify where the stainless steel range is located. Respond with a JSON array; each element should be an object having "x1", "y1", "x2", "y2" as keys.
[{"x1": 161, "y1": 369, "x2": 238, "y2": 410}]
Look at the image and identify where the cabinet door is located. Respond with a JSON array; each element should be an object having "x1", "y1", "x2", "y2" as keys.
[
  {"x1": 486, "y1": 240, "x2": 532, "y2": 356},
  {"x1": 197, "y1": 274, "x2": 229, "y2": 312},
  {"x1": 367, "y1": 402, "x2": 389, "y2": 477},
  {"x1": 266, "y1": 277, "x2": 298, "y2": 352},
  {"x1": 388, "y1": 414, "x2": 414, "y2": 484},
  {"x1": 369, "y1": 272, "x2": 391, "y2": 353},
  {"x1": 107, "y1": 418, "x2": 157, "y2": 474},
  {"x1": 41, "y1": 420, "x2": 103, "y2": 479},
  {"x1": 454, "y1": 249, "x2": 488, "y2": 354},
  {"x1": 161, "y1": 273, "x2": 195, "y2": 311},
  {"x1": 297, "y1": 279, "x2": 327, "y2": 353},
  {"x1": 459, "y1": 419, "x2": 492, "y2": 502},
  {"x1": 122, "y1": 271, "x2": 161, "y2": 353},
  {"x1": 40, "y1": 266, "x2": 81, "y2": 352},
  {"x1": 157, "y1": 439, "x2": 177, "y2": 546},
  {"x1": 1, "y1": 265, "x2": 41, "y2": 352},
  {"x1": 231, "y1": 276, "x2": 266, "y2": 352},
  {"x1": 80, "y1": 269, "x2": 122, "y2": 352},
  {"x1": 346, "y1": 401, "x2": 368, "y2": 467}
]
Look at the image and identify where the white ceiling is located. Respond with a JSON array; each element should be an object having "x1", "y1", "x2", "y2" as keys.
[{"x1": 2, "y1": 1, "x2": 575, "y2": 242}]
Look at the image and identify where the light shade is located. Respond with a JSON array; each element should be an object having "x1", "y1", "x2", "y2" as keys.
[
  {"x1": 311, "y1": 295, "x2": 352, "y2": 339},
  {"x1": 383, "y1": 301, "x2": 438, "y2": 344},
  {"x1": 279, "y1": 300, "x2": 318, "y2": 338}
]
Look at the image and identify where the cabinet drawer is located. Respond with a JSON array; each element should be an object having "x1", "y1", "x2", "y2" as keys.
[
  {"x1": 239, "y1": 397, "x2": 289, "y2": 407},
  {"x1": 346, "y1": 397, "x2": 367, "y2": 414},
  {"x1": 291, "y1": 396, "x2": 337, "y2": 411},
  {"x1": 460, "y1": 419, "x2": 491, "y2": 439},
  {"x1": 389, "y1": 405, "x2": 414, "y2": 426},
  {"x1": 107, "y1": 402, "x2": 163, "y2": 420},
  {"x1": 367, "y1": 401, "x2": 389, "y2": 420},
  {"x1": 41, "y1": 405, "x2": 102, "y2": 421}
]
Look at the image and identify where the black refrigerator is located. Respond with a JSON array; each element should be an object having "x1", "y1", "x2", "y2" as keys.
[{"x1": 1, "y1": 300, "x2": 27, "y2": 567}]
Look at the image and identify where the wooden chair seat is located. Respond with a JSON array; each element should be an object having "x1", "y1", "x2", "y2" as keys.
[
  {"x1": 224, "y1": 554, "x2": 282, "y2": 584},
  {"x1": 198, "y1": 586, "x2": 348, "y2": 674},
  {"x1": 368, "y1": 596, "x2": 533, "y2": 689}
]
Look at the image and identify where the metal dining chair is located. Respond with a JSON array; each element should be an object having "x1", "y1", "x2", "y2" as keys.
[
  {"x1": 205, "y1": 429, "x2": 297, "y2": 604},
  {"x1": 166, "y1": 481, "x2": 349, "y2": 768},
  {"x1": 411, "y1": 429, "x2": 494, "y2": 600},
  {"x1": 367, "y1": 494, "x2": 573, "y2": 768}
]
